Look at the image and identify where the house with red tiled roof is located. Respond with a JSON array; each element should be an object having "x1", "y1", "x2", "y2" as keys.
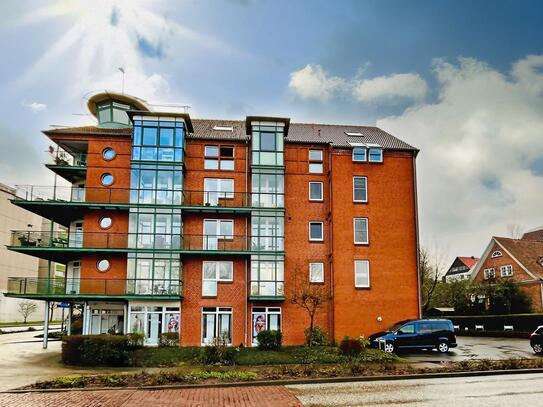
[
  {"x1": 470, "y1": 236, "x2": 543, "y2": 312},
  {"x1": 522, "y1": 226, "x2": 543, "y2": 242},
  {"x1": 443, "y1": 256, "x2": 479, "y2": 283}
]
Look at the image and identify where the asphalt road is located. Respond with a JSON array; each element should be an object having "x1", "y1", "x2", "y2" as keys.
[
  {"x1": 288, "y1": 372, "x2": 543, "y2": 406},
  {"x1": 398, "y1": 335, "x2": 537, "y2": 362}
]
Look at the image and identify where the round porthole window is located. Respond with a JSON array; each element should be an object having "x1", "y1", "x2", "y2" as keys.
[
  {"x1": 102, "y1": 147, "x2": 116, "y2": 161},
  {"x1": 97, "y1": 259, "x2": 110, "y2": 272},
  {"x1": 101, "y1": 173, "x2": 114, "y2": 186},
  {"x1": 99, "y1": 217, "x2": 112, "y2": 229}
]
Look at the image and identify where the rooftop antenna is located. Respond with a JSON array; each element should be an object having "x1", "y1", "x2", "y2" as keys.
[{"x1": 118, "y1": 67, "x2": 125, "y2": 94}]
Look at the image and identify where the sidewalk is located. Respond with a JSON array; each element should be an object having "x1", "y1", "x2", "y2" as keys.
[{"x1": 0, "y1": 386, "x2": 302, "y2": 407}]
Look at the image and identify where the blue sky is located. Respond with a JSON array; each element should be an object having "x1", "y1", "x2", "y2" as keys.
[{"x1": 1, "y1": 0, "x2": 543, "y2": 262}]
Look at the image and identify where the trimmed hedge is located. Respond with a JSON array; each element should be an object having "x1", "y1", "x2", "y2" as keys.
[
  {"x1": 256, "y1": 330, "x2": 282, "y2": 351},
  {"x1": 62, "y1": 335, "x2": 143, "y2": 366},
  {"x1": 449, "y1": 314, "x2": 543, "y2": 333}
]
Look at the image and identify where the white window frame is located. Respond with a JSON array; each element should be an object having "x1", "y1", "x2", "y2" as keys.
[
  {"x1": 353, "y1": 217, "x2": 369, "y2": 244},
  {"x1": 354, "y1": 260, "x2": 370, "y2": 288},
  {"x1": 201, "y1": 307, "x2": 232, "y2": 345},
  {"x1": 352, "y1": 147, "x2": 367, "y2": 162},
  {"x1": 308, "y1": 182, "x2": 324, "y2": 201},
  {"x1": 309, "y1": 149, "x2": 323, "y2": 161},
  {"x1": 202, "y1": 261, "x2": 234, "y2": 296},
  {"x1": 353, "y1": 176, "x2": 368, "y2": 203},
  {"x1": 309, "y1": 262, "x2": 324, "y2": 283},
  {"x1": 491, "y1": 251, "x2": 502, "y2": 258},
  {"x1": 309, "y1": 149, "x2": 324, "y2": 174},
  {"x1": 252, "y1": 307, "x2": 282, "y2": 345},
  {"x1": 368, "y1": 148, "x2": 383, "y2": 163},
  {"x1": 483, "y1": 268, "x2": 496, "y2": 279},
  {"x1": 203, "y1": 219, "x2": 234, "y2": 239},
  {"x1": 204, "y1": 178, "x2": 234, "y2": 204},
  {"x1": 500, "y1": 265, "x2": 513, "y2": 277},
  {"x1": 309, "y1": 221, "x2": 324, "y2": 242}
]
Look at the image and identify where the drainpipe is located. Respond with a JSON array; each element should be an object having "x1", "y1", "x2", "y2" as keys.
[
  {"x1": 245, "y1": 140, "x2": 249, "y2": 346},
  {"x1": 413, "y1": 154, "x2": 422, "y2": 319},
  {"x1": 43, "y1": 300, "x2": 49, "y2": 349},
  {"x1": 328, "y1": 144, "x2": 335, "y2": 344}
]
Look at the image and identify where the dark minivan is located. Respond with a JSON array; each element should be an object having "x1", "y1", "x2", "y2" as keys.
[
  {"x1": 369, "y1": 319, "x2": 457, "y2": 354},
  {"x1": 530, "y1": 325, "x2": 543, "y2": 354}
]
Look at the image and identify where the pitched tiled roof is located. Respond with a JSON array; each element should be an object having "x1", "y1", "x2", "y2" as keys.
[
  {"x1": 189, "y1": 119, "x2": 417, "y2": 151},
  {"x1": 494, "y1": 237, "x2": 543, "y2": 279},
  {"x1": 522, "y1": 226, "x2": 543, "y2": 242},
  {"x1": 458, "y1": 256, "x2": 479, "y2": 269}
]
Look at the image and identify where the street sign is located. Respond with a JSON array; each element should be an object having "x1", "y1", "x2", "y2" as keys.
[{"x1": 57, "y1": 302, "x2": 70, "y2": 308}]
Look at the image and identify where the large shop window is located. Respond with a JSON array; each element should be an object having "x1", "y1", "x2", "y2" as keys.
[
  {"x1": 202, "y1": 261, "x2": 234, "y2": 296},
  {"x1": 89, "y1": 308, "x2": 124, "y2": 335},
  {"x1": 202, "y1": 307, "x2": 232, "y2": 345},
  {"x1": 204, "y1": 145, "x2": 234, "y2": 170},
  {"x1": 252, "y1": 307, "x2": 281, "y2": 344},
  {"x1": 204, "y1": 178, "x2": 234, "y2": 206},
  {"x1": 129, "y1": 305, "x2": 180, "y2": 346}
]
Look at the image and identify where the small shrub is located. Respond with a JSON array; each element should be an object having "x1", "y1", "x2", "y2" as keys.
[
  {"x1": 200, "y1": 335, "x2": 239, "y2": 365},
  {"x1": 356, "y1": 335, "x2": 370, "y2": 349},
  {"x1": 304, "y1": 326, "x2": 329, "y2": 346},
  {"x1": 126, "y1": 333, "x2": 145, "y2": 349},
  {"x1": 256, "y1": 330, "x2": 282, "y2": 351},
  {"x1": 339, "y1": 337, "x2": 362, "y2": 357},
  {"x1": 159, "y1": 332, "x2": 179, "y2": 347}
]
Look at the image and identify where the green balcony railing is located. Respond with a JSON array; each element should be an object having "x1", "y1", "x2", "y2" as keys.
[
  {"x1": 7, "y1": 277, "x2": 181, "y2": 297},
  {"x1": 49, "y1": 151, "x2": 87, "y2": 168},
  {"x1": 9, "y1": 230, "x2": 260, "y2": 252},
  {"x1": 13, "y1": 186, "x2": 285, "y2": 209}
]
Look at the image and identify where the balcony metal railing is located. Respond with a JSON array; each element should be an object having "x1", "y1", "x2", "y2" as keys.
[
  {"x1": 13, "y1": 186, "x2": 285, "y2": 209},
  {"x1": 49, "y1": 151, "x2": 87, "y2": 167},
  {"x1": 7, "y1": 277, "x2": 181, "y2": 297},
  {"x1": 9, "y1": 231, "x2": 264, "y2": 252}
]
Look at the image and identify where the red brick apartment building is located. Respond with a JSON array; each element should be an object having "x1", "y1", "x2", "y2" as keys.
[{"x1": 5, "y1": 91, "x2": 420, "y2": 346}]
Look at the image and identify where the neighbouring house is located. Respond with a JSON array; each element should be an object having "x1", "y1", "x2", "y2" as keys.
[
  {"x1": 443, "y1": 256, "x2": 479, "y2": 283},
  {"x1": 522, "y1": 226, "x2": 543, "y2": 242},
  {"x1": 0, "y1": 183, "x2": 64, "y2": 322},
  {"x1": 470, "y1": 235, "x2": 543, "y2": 312},
  {"x1": 4, "y1": 91, "x2": 421, "y2": 346}
]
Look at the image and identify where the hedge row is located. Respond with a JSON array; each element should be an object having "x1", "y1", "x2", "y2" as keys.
[
  {"x1": 449, "y1": 314, "x2": 543, "y2": 332},
  {"x1": 62, "y1": 334, "x2": 145, "y2": 366}
]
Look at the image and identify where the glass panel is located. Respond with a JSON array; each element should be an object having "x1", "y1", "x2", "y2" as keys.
[
  {"x1": 309, "y1": 163, "x2": 323, "y2": 173},
  {"x1": 354, "y1": 177, "x2": 367, "y2": 201},
  {"x1": 310, "y1": 223, "x2": 323, "y2": 240},
  {"x1": 354, "y1": 218, "x2": 368, "y2": 243},
  {"x1": 159, "y1": 128, "x2": 174, "y2": 146},
  {"x1": 353, "y1": 147, "x2": 367, "y2": 161},
  {"x1": 310, "y1": 182, "x2": 322, "y2": 200},
  {"x1": 203, "y1": 262, "x2": 217, "y2": 279},
  {"x1": 142, "y1": 127, "x2": 158, "y2": 145},
  {"x1": 219, "y1": 262, "x2": 233, "y2": 280},
  {"x1": 220, "y1": 160, "x2": 234, "y2": 170},
  {"x1": 203, "y1": 313, "x2": 215, "y2": 344},
  {"x1": 203, "y1": 280, "x2": 217, "y2": 296},
  {"x1": 369, "y1": 148, "x2": 383, "y2": 162},
  {"x1": 205, "y1": 146, "x2": 219, "y2": 157},
  {"x1": 309, "y1": 150, "x2": 323, "y2": 161},
  {"x1": 205, "y1": 159, "x2": 219, "y2": 169},
  {"x1": 220, "y1": 221, "x2": 233, "y2": 237},
  {"x1": 218, "y1": 313, "x2": 231, "y2": 343},
  {"x1": 220, "y1": 146, "x2": 234, "y2": 157},
  {"x1": 260, "y1": 132, "x2": 276, "y2": 151}
]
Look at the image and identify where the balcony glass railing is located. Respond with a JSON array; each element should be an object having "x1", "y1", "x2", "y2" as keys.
[
  {"x1": 7, "y1": 277, "x2": 181, "y2": 297},
  {"x1": 13, "y1": 186, "x2": 284, "y2": 209},
  {"x1": 9, "y1": 231, "x2": 261, "y2": 252},
  {"x1": 49, "y1": 151, "x2": 87, "y2": 167},
  {"x1": 250, "y1": 281, "x2": 285, "y2": 297}
]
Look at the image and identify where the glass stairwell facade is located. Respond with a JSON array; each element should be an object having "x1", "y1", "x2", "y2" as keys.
[{"x1": 249, "y1": 121, "x2": 285, "y2": 299}]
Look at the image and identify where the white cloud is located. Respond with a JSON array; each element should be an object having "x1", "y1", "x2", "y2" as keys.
[
  {"x1": 21, "y1": 101, "x2": 47, "y2": 112},
  {"x1": 288, "y1": 64, "x2": 345, "y2": 100},
  {"x1": 377, "y1": 56, "x2": 543, "y2": 259},
  {"x1": 353, "y1": 73, "x2": 428, "y2": 103}
]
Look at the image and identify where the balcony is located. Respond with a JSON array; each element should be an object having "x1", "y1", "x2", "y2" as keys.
[
  {"x1": 45, "y1": 151, "x2": 87, "y2": 183},
  {"x1": 6, "y1": 277, "x2": 181, "y2": 300},
  {"x1": 8, "y1": 230, "x2": 269, "y2": 262},
  {"x1": 12, "y1": 186, "x2": 284, "y2": 226},
  {"x1": 249, "y1": 281, "x2": 285, "y2": 301}
]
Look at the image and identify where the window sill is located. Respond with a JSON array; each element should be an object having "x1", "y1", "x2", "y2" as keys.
[
  {"x1": 354, "y1": 242, "x2": 369, "y2": 246},
  {"x1": 354, "y1": 286, "x2": 371, "y2": 289}
]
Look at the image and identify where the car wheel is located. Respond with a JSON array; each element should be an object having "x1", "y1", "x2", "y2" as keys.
[
  {"x1": 533, "y1": 343, "x2": 543, "y2": 354},
  {"x1": 383, "y1": 342, "x2": 395, "y2": 354},
  {"x1": 437, "y1": 341, "x2": 449, "y2": 353}
]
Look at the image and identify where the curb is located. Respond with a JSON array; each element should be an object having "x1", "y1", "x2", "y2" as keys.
[{"x1": 5, "y1": 368, "x2": 543, "y2": 394}]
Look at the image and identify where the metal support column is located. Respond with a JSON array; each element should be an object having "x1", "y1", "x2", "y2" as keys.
[
  {"x1": 67, "y1": 303, "x2": 72, "y2": 336},
  {"x1": 43, "y1": 300, "x2": 49, "y2": 349}
]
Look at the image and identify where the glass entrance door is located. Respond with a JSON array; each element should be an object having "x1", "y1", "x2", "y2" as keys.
[{"x1": 147, "y1": 312, "x2": 162, "y2": 345}]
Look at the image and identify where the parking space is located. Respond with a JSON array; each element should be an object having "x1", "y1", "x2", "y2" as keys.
[{"x1": 398, "y1": 335, "x2": 537, "y2": 362}]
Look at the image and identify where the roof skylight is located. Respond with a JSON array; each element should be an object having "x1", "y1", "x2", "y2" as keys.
[
  {"x1": 345, "y1": 131, "x2": 364, "y2": 136},
  {"x1": 213, "y1": 125, "x2": 234, "y2": 131}
]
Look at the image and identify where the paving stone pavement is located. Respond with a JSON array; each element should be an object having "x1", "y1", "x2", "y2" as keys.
[{"x1": 0, "y1": 386, "x2": 303, "y2": 407}]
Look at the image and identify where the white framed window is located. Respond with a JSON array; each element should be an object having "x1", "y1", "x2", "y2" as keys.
[
  {"x1": 500, "y1": 265, "x2": 513, "y2": 277},
  {"x1": 353, "y1": 176, "x2": 367, "y2": 202},
  {"x1": 368, "y1": 148, "x2": 383, "y2": 163},
  {"x1": 202, "y1": 261, "x2": 233, "y2": 296},
  {"x1": 491, "y1": 251, "x2": 502, "y2": 258},
  {"x1": 484, "y1": 268, "x2": 496, "y2": 279},
  {"x1": 309, "y1": 182, "x2": 323, "y2": 201},
  {"x1": 202, "y1": 307, "x2": 232, "y2": 345},
  {"x1": 252, "y1": 307, "x2": 281, "y2": 344},
  {"x1": 309, "y1": 149, "x2": 323, "y2": 173},
  {"x1": 204, "y1": 145, "x2": 234, "y2": 170},
  {"x1": 309, "y1": 221, "x2": 324, "y2": 241},
  {"x1": 352, "y1": 147, "x2": 367, "y2": 162},
  {"x1": 354, "y1": 260, "x2": 370, "y2": 288},
  {"x1": 309, "y1": 262, "x2": 324, "y2": 283},
  {"x1": 354, "y1": 218, "x2": 369, "y2": 244},
  {"x1": 203, "y1": 219, "x2": 234, "y2": 250},
  {"x1": 204, "y1": 178, "x2": 234, "y2": 205}
]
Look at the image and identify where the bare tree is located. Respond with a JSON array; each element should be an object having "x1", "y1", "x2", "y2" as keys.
[
  {"x1": 17, "y1": 300, "x2": 38, "y2": 323},
  {"x1": 288, "y1": 266, "x2": 329, "y2": 346},
  {"x1": 420, "y1": 246, "x2": 447, "y2": 314},
  {"x1": 507, "y1": 223, "x2": 525, "y2": 239}
]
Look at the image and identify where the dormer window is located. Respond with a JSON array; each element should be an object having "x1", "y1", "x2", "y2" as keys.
[
  {"x1": 352, "y1": 147, "x2": 367, "y2": 162},
  {"x1": 368, "y1": 147, "x2": 383, "y2": 163},
  {"x1": 491, "y1": 251, "x2": 502, "y2": 258},
  {"x1": 96, "y1": 101, "x2": 131, "y2": 127}
]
